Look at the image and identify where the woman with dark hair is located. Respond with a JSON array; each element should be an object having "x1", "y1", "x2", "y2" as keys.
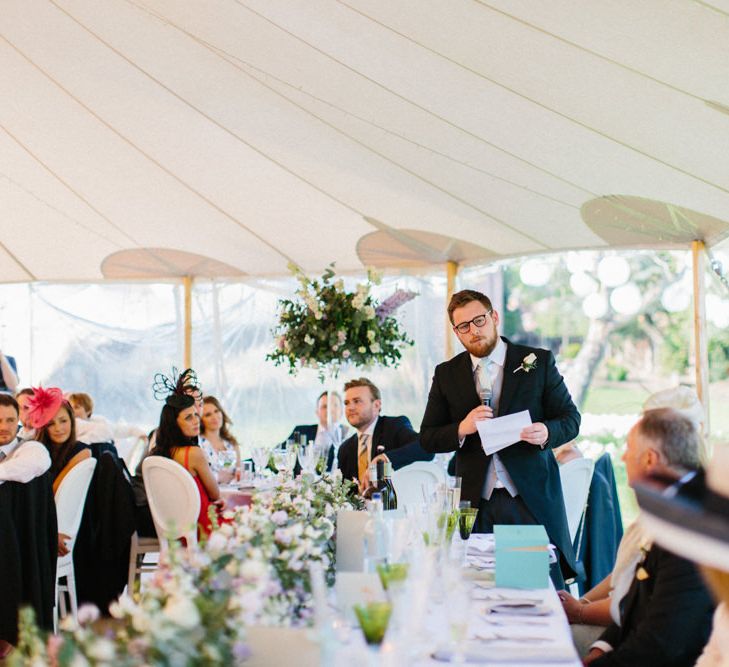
[
  {"x1": 26, "y1": 386, "x2": 91, "y2": 555},
  {"x1": 149, "y1": 392, "x2": 223, "y2": 537},
  {"x1": 200, "y1": 395, "x2": 240, "y2": 481}
]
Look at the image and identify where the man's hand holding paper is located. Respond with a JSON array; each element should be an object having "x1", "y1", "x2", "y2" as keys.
[{"x1": 476, "y1": 410, "x2": 534, "y2": 455}]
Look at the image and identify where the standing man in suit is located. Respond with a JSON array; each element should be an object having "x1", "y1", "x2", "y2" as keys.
[
  {"x1": 420, "y1": 289, "x2": 580, "y2": 586},
  {"x1": 285, "y1": 391, "x2": 348, "y2": 472},
  {"x1": 337, "y1": 377, "x2": 432, "y2": 491}
]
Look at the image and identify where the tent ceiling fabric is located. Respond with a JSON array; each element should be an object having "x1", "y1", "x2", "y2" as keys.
[{"x1": 2, "y1": 0, "x2": 729, "y2": 282}]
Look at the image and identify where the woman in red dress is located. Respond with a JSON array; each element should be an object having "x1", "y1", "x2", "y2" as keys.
[{"x1": 149, "y1": 392, "x2": 223, "y2": 537}]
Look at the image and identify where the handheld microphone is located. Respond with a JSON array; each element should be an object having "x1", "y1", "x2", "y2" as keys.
[{"x1": 479, "y1": 388, "x2": 492, "y2": 407}]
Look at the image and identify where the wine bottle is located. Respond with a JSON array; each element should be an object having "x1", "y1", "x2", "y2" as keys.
[
  {"x1": 382, "y1": 461, "x2": 398, "y2": 510},
  {"x1": 361, "y1": 463, "x2": 379, "y2": 500}
]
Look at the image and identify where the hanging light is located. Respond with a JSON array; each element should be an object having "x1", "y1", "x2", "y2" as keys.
[
  {"x1": 661, "y1": 283, "x2": 691, "y2": 312},
  {"x1": 610, "y1": 283, "x2": 642, "y2": 315},
  {"x1": 597, "y1": 256, "x2": 630, "y2": 288},
  {"x1": 570, "y1": 272, "x2": 598, "y2": 297},
  {"x1": 519, "y1": 259, "x2": 552, "y2": 286}
]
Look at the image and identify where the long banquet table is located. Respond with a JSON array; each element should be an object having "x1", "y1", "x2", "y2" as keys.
[{"x1": 246, "y1": 534, "x2": 581, "y2": 666}]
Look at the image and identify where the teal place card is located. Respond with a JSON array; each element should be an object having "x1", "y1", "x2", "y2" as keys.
[{"x1": 494, "y1": 524, "x2": 550, "y2": 589}]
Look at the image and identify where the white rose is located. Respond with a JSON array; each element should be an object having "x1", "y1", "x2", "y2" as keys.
[
  {"x1": 363, "y1": 306, "x2": 376, "y2": 320},
  {"x1": 370, "y1": 342, "x2": 381, "y2": 353},
  {"x1": 163, "y1": 595, "x2": 200, "y2": 629},
  {"x1": 524, "y1": 353, "x2": 537, "y2": 364},
  {"x1": 87, "y1": 638, "x2": 116, "y2": 662}
]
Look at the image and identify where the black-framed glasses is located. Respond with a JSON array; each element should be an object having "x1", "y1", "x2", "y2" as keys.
[{"x1": 453, "y1": 311, "x2": 492, "y2": 334}]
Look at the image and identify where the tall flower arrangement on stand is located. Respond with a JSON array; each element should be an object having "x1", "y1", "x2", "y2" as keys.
[{"x1": 267, "y1": 263, "x2": 415, "y2": 379}]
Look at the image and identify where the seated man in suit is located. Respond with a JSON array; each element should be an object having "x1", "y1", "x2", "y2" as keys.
[
  {"x1": 337, "y1": 377, "x2": 433, "y2": 492},
  {"x1": 0, "y1": 393, "x2": 50, "y2": 485},
  {"x1": 582, "y1": 408, "x2": 714, "y2": 667},
  {"x1": 0, "y1": 393, "x2": 53, "y2": 657},
  {"x1": 285, "y1": 391, "x2": 348, "y2": 472}
]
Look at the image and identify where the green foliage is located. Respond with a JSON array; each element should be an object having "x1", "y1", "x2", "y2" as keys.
[{"x1": 267, "y1": 263, "x2": 414, "y2": 380}]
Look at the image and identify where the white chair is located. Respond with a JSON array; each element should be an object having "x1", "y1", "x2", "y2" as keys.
[
  {"x1": 391, "y1": 461, "x2": 447, "y2": 508},
  {"x1": 126, "y1": 531, "x2": 160, "y2": 595},
  {"x1": 559, "y1": 457, "x2": 594, "y2": 595},
  {"x1": 54, "y1": 457, "x2": 97, "y2": 631},
  {"x1": 142, "y1": 456, "x2": 200, "y2": 552},
  {"x1": 558, "y1": 457, "x2": 595, "y2": 544}
]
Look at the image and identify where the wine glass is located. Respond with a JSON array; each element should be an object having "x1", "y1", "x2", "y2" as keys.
[
  {"x1": 272, "y1": 445, "x2": 297, "y2": 480},
  {"x1": 298, "y1": 443, "x2": 318, "y2": 476},
  {"x1": 250, "y1": 443, "x2": 269, "y2": 483},
  {"x1": 216, "y1": 450, "x2": 236, "y2": 484}
]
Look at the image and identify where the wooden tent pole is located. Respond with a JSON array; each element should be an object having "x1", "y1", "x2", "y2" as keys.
[
  {"x1": 691, "y1": 241, "x2": 710, "y2": 433},
  {"x1": 183, "y1": 275, "x2": 193, "y2": 369},
  {"x1": 445, "y1": 260, "x2": 459, "y2": 359}
]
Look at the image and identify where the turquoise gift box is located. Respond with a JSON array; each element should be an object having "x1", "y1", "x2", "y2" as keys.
[{"x1": 494, "y1": 524, "x2": 550, "y2": 589}]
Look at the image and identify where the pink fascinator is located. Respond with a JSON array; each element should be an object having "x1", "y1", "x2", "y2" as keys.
[{"x1": 26, "y1": 386, "x2": 65, "y2": 429}]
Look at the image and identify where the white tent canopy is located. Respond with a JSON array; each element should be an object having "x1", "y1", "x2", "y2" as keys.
[{"x1": 2, "y1": 0, "x2": 729, "y2": 282}]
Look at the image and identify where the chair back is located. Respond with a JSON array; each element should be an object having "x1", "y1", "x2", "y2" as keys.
[
  {"x1": 391, "y1": 461, "x2": 447, "y2": 508},
  {"x1": 559, "y1": 457, "x2": 595, "y2": 543},
  {"x1": 142, "y1": 456, "x2": 200, "y2": 550},
  {"x1": 55, "y1": 457, "x2": 97, "y2": 554}
]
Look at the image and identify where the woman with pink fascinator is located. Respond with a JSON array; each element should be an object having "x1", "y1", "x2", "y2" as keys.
[{"x1": 26, "y1": 387, "x2": 91, "y2": 556}]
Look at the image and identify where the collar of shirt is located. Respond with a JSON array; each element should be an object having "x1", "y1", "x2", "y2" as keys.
[
  {"x1": 470, "y1": 337, "x2": 507, "y2": 371},
  {"x1": 357, "y1": 415, "x2": 379, "y2": 440},
  {"x1": 0, "y1": 437, "x2": 21, "y2": 458}
]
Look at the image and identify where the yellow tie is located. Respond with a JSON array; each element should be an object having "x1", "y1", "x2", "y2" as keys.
[{"x1": 358, "y1": 433, "x2": 370, "y2": 486}]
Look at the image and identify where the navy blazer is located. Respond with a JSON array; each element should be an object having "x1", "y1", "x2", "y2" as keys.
[
  {"x1": 593, "y1": 544, "x2": 714, "y2": 667},
  {"x1": 337, "y1": 415, "x2": 433, "y2": 483},
  {"x1": 420, "y1": 337, "x2": 580, "y2": 578}
]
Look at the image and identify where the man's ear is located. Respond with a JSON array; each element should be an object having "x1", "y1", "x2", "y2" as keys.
[{"x1": 373, "y1": 399, "x2": 382, "y2": 415}]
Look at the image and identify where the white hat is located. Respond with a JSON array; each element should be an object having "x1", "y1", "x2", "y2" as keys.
[{"x1": 643, "y1": 386, "x2": 704, "y2": 428}]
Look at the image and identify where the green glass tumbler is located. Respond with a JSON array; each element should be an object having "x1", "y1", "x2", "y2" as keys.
[{"x1": 353, "y1": 601, "x2": 393, "y2": 645}]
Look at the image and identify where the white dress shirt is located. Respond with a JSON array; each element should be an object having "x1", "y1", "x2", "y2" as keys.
[
  {"x1": 0, "y1": 437, "x2": 51, "y2": 485},
  {"x1": 469, "y1": 338, "x2": 519, "y2": 499}
]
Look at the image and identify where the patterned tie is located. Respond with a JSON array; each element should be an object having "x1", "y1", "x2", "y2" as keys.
[
  {"x1": 476, "y1": 359, "x2": 493, "y2": 406},
  {"x1": 0, "y1": 450, "x2": 6, "y2": 462},
  {"x1": 357, "y1": 433, "x2": 370, "y2": 486}
]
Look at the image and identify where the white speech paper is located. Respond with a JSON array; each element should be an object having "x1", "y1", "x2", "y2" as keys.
[{"x1": 476, "y1": 410, "x2": 532, "y2": 455}]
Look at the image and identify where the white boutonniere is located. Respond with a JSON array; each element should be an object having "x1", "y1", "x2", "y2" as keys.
[{"x1": 513, "y1": 352, "x2": 537, "y2": 374}]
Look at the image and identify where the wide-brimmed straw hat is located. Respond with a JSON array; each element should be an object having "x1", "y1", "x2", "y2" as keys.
[
  {"x1": 25, "y1": 386, "x2": 65, "y2": 429},
  {"x1": 635, "y1": 445, "x2": 729, "y2": 572}
]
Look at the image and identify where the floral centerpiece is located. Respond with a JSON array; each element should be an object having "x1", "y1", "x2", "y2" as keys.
[
  {"x1": 209, "y1": 471, "x2": 360, "y2": 627},
  {"x1": 10, "y1": 542, "x2": 268, "y2": 666},
  {"x1": 267, "y1": 263, "x2": 415, "y2": 379}
]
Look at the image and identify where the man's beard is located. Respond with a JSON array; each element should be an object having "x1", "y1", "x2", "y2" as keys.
[{"x1": 463, "y1": 334, "x2": 497, "y2": 358}]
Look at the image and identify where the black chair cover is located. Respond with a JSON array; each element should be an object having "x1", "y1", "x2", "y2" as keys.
[{"x1": 0, "y1": 472, "x2": 57, "y2": 643}]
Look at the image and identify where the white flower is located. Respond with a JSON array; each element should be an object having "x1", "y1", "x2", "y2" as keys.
[
  {"x1": 363, "y1": 306, "x2": 376, "y2": 320},
  {"x1": 366, "y1": 329, "x2": 376, "y2": 341},
  {"x1": 86, "y1": 638, "x2": 116, "y2": 662},
  {"x1": 163, "y1": 594, "x2": 200, "y2": 629},
  {"x1": 342, "y1": 350, "x2": 351, "y2": 359},
  {"x1": 206, "y1": 532, "x2": 228, "y2": 554},
  {"x1": 304, "y1": 334, "x2": 315, "y2": 346},
  {"x1": 514, "y1": 352, "x2": 538, "y2": 374},
  {"x1": 370, "y1": 342, "x2": 381, "y2": 353},
  {"x1": 77, "y1": 604, "x2": 100, "y2": 625},
  {"x1": 358, "y1": 346, "x2": 366, "y2": 353}
]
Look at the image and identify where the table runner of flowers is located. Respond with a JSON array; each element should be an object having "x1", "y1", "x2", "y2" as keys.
[{"x1": 10, "y1": 473, "x2": 359, "y2": 666}]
